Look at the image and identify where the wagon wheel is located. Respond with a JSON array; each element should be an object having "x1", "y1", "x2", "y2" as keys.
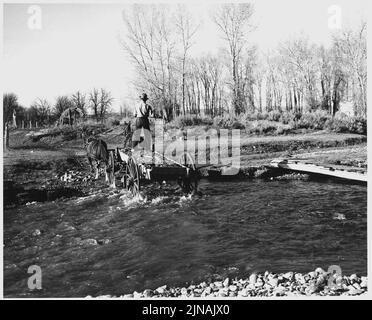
[
  {"x1": 178, "y1": 152, "x2": 198, "y2": 194},
  {"x1": 124, "y1": 157, "x2": 140, "y2": 196},
  {"x1": 108, "y1": 150, "x2": 116, "y2": 186}
]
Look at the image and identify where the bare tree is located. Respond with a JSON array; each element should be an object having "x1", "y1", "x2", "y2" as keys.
[
  {"x1": 3, "y1": 93, "x2": 19, "y2": 149},
  {"x1": 333, "y1": 22, "x2": 367, "y2": 116},
  {"x1": 175, "y1": 5, "x2": 199, "y2": 115},
  {"x1": 54, "y1": 95, "x2": 74, "y2": 118},
  {"x1": 72, "y1": 91, "x2": 87, "y2": 115},
  {"x1": 31, "y1": 98, "x2": 52, "y2": 126},
  {"x1": 279, "y1": 36, "x2": 319, "y2": 112},
  {"x1": 89, "y1": 88, "x2": 100, "y2": 122},
  {"x1": 98, "y1": 88, "x2": 114, "y2": 122},
  {"x1": 213, "y1": 3, "x2": 254, "y2": 114},
  {"x1": 88, "y1": 88, "x2": 113, "y2": 122}
]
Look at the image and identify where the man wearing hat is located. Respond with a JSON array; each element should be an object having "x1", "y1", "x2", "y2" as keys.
[{"x1": 132, "y1": 92, "x2": 153, "y2": 148}]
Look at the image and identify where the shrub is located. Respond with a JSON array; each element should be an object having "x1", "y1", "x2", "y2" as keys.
[
  {"x1": 267, "y1": 110, "x2": 282, "y2": 122},
  {"x1": 213, "y1": 116, "x2": 235, "y2": 129},
  {"x1": 296, "y1": 110, "x2": 330, "y2": 130},
  {"x1": 246, "y1": 120, "x2": 278, "y2": 135},
  {"x1": 280, "y1": 111, "x2": 302, "y2": 124},
  {"x1": 325, "y1": 114, "x2": 367, "y2": 135},
  {"x1": 232, "y1": 121, "x2": 245, "y2": 130},
  {"x1": 110, "y1": 119, "x2": 120, "y2": 126},
  {"x1": 169, "y1": 115, "x2": 214, "y2": 128}
]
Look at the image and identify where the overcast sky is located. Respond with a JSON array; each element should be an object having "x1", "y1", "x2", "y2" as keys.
[{"x1": 3, "y1": 0, "x2": 367, "y2": 112}]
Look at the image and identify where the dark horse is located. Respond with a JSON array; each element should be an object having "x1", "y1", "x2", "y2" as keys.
[{"x1": 82, "y1": 133, "x2": 115, "y2": 187}]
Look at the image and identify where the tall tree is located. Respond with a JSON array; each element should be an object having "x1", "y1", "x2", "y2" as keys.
[
  {"x1": 89, "y1": 89, "x2": 100, "y2": 122},
  {"x1": 72, "y1": 91, "x2": 87, "y2": 115},
  {"x1": 333, "y1": 22, "x2": 367, "y2": 116},
  {"x1": 213, "y1": 3, "x2": 254, "y2": 114},
  {"x1": 54, "y1": 96, "x2": 74, "y2": 118},
  {"x1": 98, "y1": 89, "x2": 113, "y2": 122},
  {"x1": 3, "y1": 93, "x2": 19, "y2": 149},
  {"x1": 175, "y1": 5, "x2": 199, "y2": 115}
]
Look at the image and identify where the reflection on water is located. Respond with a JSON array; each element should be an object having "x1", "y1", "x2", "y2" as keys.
[{"x1": 4, "y1": 179, "x2": 367, "y2": 297}]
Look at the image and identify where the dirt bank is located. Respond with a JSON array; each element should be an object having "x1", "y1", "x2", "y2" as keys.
[{"x1": 4, "y1": 128, "x2": 367, "y2": 206}]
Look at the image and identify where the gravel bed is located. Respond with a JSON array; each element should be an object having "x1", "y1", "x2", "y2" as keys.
[{"x1": 91, "y1": 268, "x2": 367, "y2": 298}]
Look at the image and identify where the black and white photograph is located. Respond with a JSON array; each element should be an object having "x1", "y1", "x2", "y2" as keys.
[{"x1": 1, "y1": 0, "x2": 369, "y2": 302}]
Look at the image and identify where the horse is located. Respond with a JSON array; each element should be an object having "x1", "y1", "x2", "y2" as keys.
[{"x1": 82, "y1": 133, "x2": 115, "y2": 187}]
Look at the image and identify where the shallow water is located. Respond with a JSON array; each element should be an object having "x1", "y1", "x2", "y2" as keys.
[{"x1": 4, "y1": 179, "x2": 367, "y2": 297}]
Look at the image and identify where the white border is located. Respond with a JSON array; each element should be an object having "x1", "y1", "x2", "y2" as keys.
[{"x1": 0, "y1": 0, "x2": 370, "y2": 301}]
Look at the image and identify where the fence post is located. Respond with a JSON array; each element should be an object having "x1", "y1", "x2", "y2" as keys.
[{"x1": 4, "y1": 122, "x2": 9, "y2": 151}]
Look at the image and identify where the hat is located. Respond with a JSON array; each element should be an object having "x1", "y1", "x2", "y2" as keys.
[{"x1": 140, "y1": 92, "x2": 148, "y2": 101}]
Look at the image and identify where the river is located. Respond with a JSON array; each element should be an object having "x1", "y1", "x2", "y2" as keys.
[{"x1": 4, "y1": 179, "x2": 367, "y2": 297}]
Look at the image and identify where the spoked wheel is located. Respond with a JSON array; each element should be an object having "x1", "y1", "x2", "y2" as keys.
[
  {"x1": 124, "y1": 157, "x2": 140, "y2": 196},
  {"x1": 108, "y1": 150, "x2": 116, "y2": 187},
  {"x1": 178, "y1": 152, "x2": 198, "y2": 194}
]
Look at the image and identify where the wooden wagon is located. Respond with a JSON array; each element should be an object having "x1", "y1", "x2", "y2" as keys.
[{"x1": 107, "y1": 147, "x2": 199, "y2": 196}]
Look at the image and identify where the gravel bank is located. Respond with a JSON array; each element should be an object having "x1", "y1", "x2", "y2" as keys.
[{"x1": 94, "y1": 269, "x2": 367, "y2": 298}]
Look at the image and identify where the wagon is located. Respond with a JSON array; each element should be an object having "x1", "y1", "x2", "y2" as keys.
[{"x1": 107, "y1": 146, "x2": 199, "y2": 196}]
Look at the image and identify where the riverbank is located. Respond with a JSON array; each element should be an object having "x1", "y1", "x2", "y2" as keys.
[
  {"x1": 3, "y1": 128, "x2": 367, "y2": 206},
  {"x1": 94, "y1": 268, "x2": 367, "y2": 298}
]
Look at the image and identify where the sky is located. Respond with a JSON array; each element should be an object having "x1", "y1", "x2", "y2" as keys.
[{"x1": 2, "y1": 0, "x2": 367, "y2": 112}]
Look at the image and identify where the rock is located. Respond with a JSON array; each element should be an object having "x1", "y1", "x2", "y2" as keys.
[
  {"x1": 80, "y1": 238, "x2": 98, "y2": 246},
  {"x1": 133, "y1": 291, "x2": 142, "y2": 298},
  {"x1": 238, "y1": 289, "x2": 248, "y2": 297},
  {"x1": 143, "y1": 289, "x2": 153, "y2": 297},
  {"x1": 155, "y1": 285, "x2": 167, "y2": 294},
  {"x1": 214, "y1": 281, "x2": 223, "y2": 288},
  {"x1": 32, "y1": 229, "x2": 41, "y2": 236},
  {"x1": 349, "y1": 274, "x2": 359, "y2": 283},
  {"x1": 315, "y1": 267, "x2": 326, "y2": 275},
  {"x1": 194, "y1": 288, "x2": 203, "y2": 295},
  {"x1": 273, "y1": 285, "x2": 286, "y2": 296},
  {"x1": 283, "y1": 272, "x2": 294, "y2": 280},
  {"x1": 122, "y1": 293, "x2": 133, "y2": 298},
  {"x1": 249, "y1": 273, "x2": 257, "y2": 285},
  {"x1": 255, "y1": 278, "x2": 264, "y2": 288},
  {"x1": 305, "y1": 282, "x2": 319, "y2": 295},
  {"x1": 228, "y1": 285, "x2": 238, "y2": 292},
  {"x1": 347, "y1": 286, "x2": 363, "y2": 296},
  {"x1": 223, "y1": 278, "x2": 230, "y2": 287},
  {"x1": 308, "y1": 271, "x2": 316, "y2": 279},
  {"x1": 97, "y1": 239, "x2": 111, "y2": 245},
  {"x1": 295, "y1": 273, "x2": 305, "y2": 285},
  {"x1": 277, "y1": 275, "x2": 285, "y2": 284},
  {"x1": 316, "y1": 275, "x2": 326, "y2": 286},
  {"x1": 268, "y1": 278, "x2": 279, "y2": 287},
  {"x1": 204, "y1": 287, "x2": 212, "y2": 295},
  {"x1": 181, "y1": 287, "x2": 188, "y2": 296},
  {"x1": 353, "y1": 283, "x2": 361, "y2": 290},
  {"x1": 360, "y1": 277, "x2": 367, "y2": 288}
]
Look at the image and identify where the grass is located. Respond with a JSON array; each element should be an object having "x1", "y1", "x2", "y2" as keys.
[{"x1": 166, "y1": 111, "x2": 367, "y2": 136}]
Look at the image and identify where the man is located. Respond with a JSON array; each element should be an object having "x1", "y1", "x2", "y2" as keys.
[{"x1": 132, "y1": 92, "x2": 153, "y2": 148}]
